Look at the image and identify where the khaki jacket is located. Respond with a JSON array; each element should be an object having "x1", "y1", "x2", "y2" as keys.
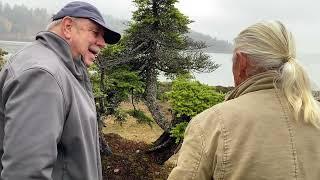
[{"x1": 168, "y1": 71, "x2": 320, "y2": 180}]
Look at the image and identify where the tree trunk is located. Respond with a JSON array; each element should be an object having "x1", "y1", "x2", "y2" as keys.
[
  {"x1": 142, "y1": 0, "x2": 183, "y2": 164},
  {"x1": 131, "y1": 88, "x2": 137, "y2": 111},
  {"x1": 143, "y1": 63, "x2": 187, "y2": 164},
  {"x1": 144, "y1": 70, "x2": 176, "y2": 164},
  {"x1": 146, "y1": 113, "x2": 191, "y2": 164},
  {"x1": 97, "y1": 107, "x2": 112, "y2": 156},
  {"x1": 144, "y1": 64, "x2": 171, "y2": 132},
  {"x1": 96, "y1": 65, "x2": 112, "y2": 156},
  {"x1": 146, "y1": 131, "x2": 181, "y2": 165},
  {"x1": 99, "y1": 128, "x2": 112, "y2": 156}
]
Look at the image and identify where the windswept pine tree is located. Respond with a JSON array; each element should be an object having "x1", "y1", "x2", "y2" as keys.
[
  {"x1": 94, "y1": 0, "x2": 220, "y2": 163},
  {"x1": 125, "y1": 0, "x2": 219, "y2": 127}
]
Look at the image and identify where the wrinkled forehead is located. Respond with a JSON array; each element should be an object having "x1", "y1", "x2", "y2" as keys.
[{"x1": 76, "y1": 18, "x2": 104, "y2": 31}]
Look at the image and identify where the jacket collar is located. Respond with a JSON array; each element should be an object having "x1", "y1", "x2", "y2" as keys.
[
  {"x1": 35, "y1": 31, "x2": 84, "y2": 80},
  {"x1": 226, "y1": 71, "x2": 278, "y2": 101}
]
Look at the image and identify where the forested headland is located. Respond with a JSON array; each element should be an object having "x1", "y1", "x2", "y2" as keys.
[{"x1": 0, "y1": 2, "x2": 233, "y2": 53}]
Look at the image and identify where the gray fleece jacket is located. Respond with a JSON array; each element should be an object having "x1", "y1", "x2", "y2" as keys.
[{"x1": 0, "y1": 31, "x2": 102, "y2": 180}]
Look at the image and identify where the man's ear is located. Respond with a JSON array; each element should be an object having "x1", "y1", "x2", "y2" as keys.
[
  {"x1": 235, "y1": 51, "x2": 248, "y2": 78},
  {"x1": 60, "y1": 17, "x2": 74, "y2": 40}
]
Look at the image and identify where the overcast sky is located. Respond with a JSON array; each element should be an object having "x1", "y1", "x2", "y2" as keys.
[{"x1": 2, "y1": 0, "x2": 319, "y2": 54}]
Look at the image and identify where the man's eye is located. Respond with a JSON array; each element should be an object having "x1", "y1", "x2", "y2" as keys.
[{"x1": 91, "y1": 30, "x2": 99, "y2": 37}]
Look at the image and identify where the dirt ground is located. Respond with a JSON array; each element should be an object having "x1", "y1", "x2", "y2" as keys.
[{"x1": 101, "y1": 102, "x2": 178, "y2": 180}]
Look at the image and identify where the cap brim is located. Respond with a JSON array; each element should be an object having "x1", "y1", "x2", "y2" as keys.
[
  {"x1": 92, "y1": 19, "x2": 121, "y2": 44},
  {"x1": 103, "y1": 27, "x2": 121, "y2": 44}
]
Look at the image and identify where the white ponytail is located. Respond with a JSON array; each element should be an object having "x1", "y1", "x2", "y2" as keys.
[{"x1": 234, "y1": 21, "x2": 320, "y2": 128}]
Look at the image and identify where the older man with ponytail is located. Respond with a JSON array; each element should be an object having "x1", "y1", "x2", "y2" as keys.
[{"x1": 168, "y1": 21, "x2": 320, "y2": 180}]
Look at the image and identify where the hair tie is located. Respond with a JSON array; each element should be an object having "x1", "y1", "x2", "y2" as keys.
[{"x1": 284, "y1": 55, "x2": 294, "y2": 63}]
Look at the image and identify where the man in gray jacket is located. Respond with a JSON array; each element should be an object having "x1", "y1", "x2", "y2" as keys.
[{"x1": 0, "y1": 1, "x2": 120, "y2": 179}]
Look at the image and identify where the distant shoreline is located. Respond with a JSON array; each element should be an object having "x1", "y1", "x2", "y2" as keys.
[
  {"x1": 0, "y1": 40, "x2": 31, "y2": 43},
  {"x1": 0, "y1": 39, "x2": 234, "y2": 54}
]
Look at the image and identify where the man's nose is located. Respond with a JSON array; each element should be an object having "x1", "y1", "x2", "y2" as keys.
[{"x1": 96, "y1": 34, "x2": 106, "y2": 48}]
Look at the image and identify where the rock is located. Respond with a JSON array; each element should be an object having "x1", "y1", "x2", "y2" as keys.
[{"x1": 114, "y1": 169, "x2": 120, "y2": 173}]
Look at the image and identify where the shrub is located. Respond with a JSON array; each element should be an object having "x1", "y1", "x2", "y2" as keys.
[
  {"x1": 166, "y1": 76, "x2": 225, "y2": 118},
  {"x1": 170, "y1": 122, "x2": 188, "y2": 143},
  {"x1": 127, "y1": 109, "x2": 153, "y2": 127},
  {"x1": 114, "y1": 108, "x2": 128, "y2": 125},
  {"x1": 0, "y1": 48, "x2": 8, "y2": 70},
  {"x1": 167, "y1": 75, "x2": 225, "y2": 142}
]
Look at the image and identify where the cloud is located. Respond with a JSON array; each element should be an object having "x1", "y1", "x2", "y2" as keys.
[
  {"x1": 1, "y1": 0, "x2": 319, "y2": 53},
  {"x1": 180, "y1": 0, "x2": 319, "y2": 53}
]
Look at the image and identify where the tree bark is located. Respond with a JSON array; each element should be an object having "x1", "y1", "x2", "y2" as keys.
[
  {"x1": 96, "y1": 64, "x2": 113, "y2": 156},
  {"x1": 141, "y1": 0, "x2": 183, "y2": 164},
  {"x1": 146, "y1": 113, "x2": 191, "y2": 164},
  {"x1": 144, "y1": 63, "x2": 171, "y2": 132},
  {"x1": 146, "y1": 131, "x2": 181, "y2": 165},
  {"x1": 143, "y1": 61, "x2": 190, "y2": 164}
]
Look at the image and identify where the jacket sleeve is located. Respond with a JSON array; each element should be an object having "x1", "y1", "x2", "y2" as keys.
[
  {"x1": 168, "y1": 108, "x2": 221, "y2": 180},
  {"x1": 1, "y1": 68, "x2": 65, "y2": 179}
]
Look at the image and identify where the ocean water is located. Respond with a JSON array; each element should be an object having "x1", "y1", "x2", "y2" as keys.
[
  {"x1": 1, "y1": 40, "x2": 319, "y2": 89},
  {"x1": 0, "y1": 40, "x2": 31, "y2": 56},
  {"x1": 193, "y1": 53, "x2": 234, "y2": 87},
  {"x1": 194, "y1": 53, "x2": 320, "y2": 90}
]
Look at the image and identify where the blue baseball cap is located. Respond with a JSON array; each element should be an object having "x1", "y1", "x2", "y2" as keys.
[{"x1": 52, "y1": 1, "x2": 121, "y2": 44}]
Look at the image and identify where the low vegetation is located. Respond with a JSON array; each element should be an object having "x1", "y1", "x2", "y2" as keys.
[{"x1": 0, "y1": 48, "x2": 7, "y2": 69}]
